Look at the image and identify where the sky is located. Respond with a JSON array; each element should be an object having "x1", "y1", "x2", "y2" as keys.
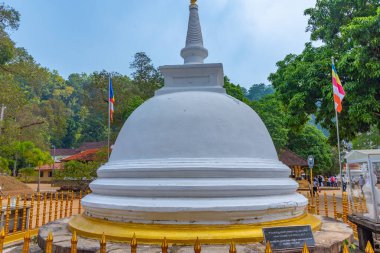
[{"x1": 3, "y1": 0, "x2": 316, "y2": 89}]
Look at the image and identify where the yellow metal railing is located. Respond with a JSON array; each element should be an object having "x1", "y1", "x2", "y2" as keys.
[
  {"x1": 0, "y1": 229, "x2": 373, "y2": 253},
  {"x1": 0, "y1": 190, "x2": 88, "y2": 245},
  {"x1": 0, "y1": 189, "x2": 371, "y2": 252}
]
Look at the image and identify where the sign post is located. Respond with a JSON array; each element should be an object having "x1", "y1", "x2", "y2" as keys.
[{"x1": 308, "y1": 155, "x2": 315, "y2": 214}]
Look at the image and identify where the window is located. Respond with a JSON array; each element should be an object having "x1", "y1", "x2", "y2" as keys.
[
  {"x1": 40, "y1": 171, "x2": 43, "y2": 177},
  {"x1": 48, "y1": 171, "x2": 53, "y2": 177}
]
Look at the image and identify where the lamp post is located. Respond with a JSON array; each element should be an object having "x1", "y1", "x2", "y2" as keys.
[{"x1": 308, "y1": 155, "x2": 315, "y2": 213}]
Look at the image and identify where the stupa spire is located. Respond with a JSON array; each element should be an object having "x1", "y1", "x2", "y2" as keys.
[{"x1": 180, "y1": 0, "x2": 208, "y2": 64}]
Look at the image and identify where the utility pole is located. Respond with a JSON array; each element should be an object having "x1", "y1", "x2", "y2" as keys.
[{"x1": 0, "y1": 105, "x2": 6, "y2": 135}]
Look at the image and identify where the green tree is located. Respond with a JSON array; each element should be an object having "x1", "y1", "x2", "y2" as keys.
[
  {"x1": 54, "y1": 161, "x2": 98, "y2": 180},
  {"x1": 269, "y1": 1, "x2": 380, "y2": 142},
  {"x1": 304, "y1": 0, "x2": 379, "y2": 45},
  {"x1": 223, "y1": 76, "x2": 249, "y2": 103},
  {"x1": 287, "y1": 124, "x2": 334, "y2": 175},
  {"x1": 0, "y1": 3, "x2": 19, "y2": 65},
  {"x1": 25, "y1": 147, "x2": 53, "y2": 191},
  {"x1": 130, "y1": 52, "x2": 163, "y2": 98},
  {"x1": 352, "y1": 126, "x2": 380, "y2": 149},
  {"x1": 0, "y1": 157, "x2": 10, "y2": 175},
  {"x1": 246, "y1": 83, "x2": 274, "y2": 101},
  {"x1": 39, "y1": 98, "x2": 69, "y2": 147},
  {"x1": 53, "y1": 161, "x2": 99, "y2": 191},
  {"x1": 0, "y1": 141, "x2": 39, "y2": 176},
  {"x1": 18, "y1": 167, "x2": 37, "y2": 183}
]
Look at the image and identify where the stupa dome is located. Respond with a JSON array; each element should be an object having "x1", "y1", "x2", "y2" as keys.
[
  {"x1": 83, "y1": 87, "x2": 306, "y2": 223},
  {"x1": 109, "y1": 91, "x2": 278, "y2": 162},
  {"x1": 70, "y1": 1, "x2": 319, "y2": 243}
]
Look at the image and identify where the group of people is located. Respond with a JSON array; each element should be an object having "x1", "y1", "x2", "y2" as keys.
[
  {"x1": 313, "y1": 175, "x2": 339, "y2": 187},
  {"x1": 310, "y1": 174, "x2": 366, "y2": 194},
  {"x1": 311, "y1": 175, "x2": 343, "y2": 194}
]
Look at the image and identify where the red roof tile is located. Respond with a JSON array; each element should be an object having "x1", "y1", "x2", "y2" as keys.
[{"x1": 61, "y1": 149, "x2": 99, "y2": 162}]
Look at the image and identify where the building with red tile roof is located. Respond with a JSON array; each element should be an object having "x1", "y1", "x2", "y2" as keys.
[
  {"x1": 50, "y1": 141, "x2": 108, "y2": 162},
  {"x1": 61, "y1": 149, "x2": 100, "y2": 162}
]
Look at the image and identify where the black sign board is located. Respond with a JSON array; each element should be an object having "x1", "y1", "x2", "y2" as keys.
[{"x1": 263, "y1": 225, "x2": 315, "y2": 250}]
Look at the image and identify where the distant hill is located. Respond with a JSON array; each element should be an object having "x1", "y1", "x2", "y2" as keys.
[{"x1": 245, "y1": 83, "x2": 274, "y2": 101}]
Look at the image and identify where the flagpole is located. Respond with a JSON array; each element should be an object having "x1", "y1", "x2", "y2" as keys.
[
  {"x1": 332, "y1": 57, "x2": 343, "y2": 194},
  {"x1": 108, "y1": 75, "x2": 111, "y2": 160}
]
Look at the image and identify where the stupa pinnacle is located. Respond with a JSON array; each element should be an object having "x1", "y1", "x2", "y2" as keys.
[
  {"x1": 69, "y1": 1, "x2": 320, "y2": 243},
  {"x1": 181, "y1": 0, "x2": 208, "y2": 64}
]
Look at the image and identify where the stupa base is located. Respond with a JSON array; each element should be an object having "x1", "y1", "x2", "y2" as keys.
[{"x1": 68, "y1": 213, "x2": 321, "y2": 244}]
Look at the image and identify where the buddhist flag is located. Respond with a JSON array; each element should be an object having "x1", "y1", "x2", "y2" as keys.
[
  {"x1": 109, "y1": 78, "x2": 115, "y2": 122},
  {"x1": 332, "y1": 64, "x2": 345, "y2": 113}
]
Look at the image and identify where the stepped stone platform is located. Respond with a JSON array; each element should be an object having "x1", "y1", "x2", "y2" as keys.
[{"x1": 29, "y1": 216, "x2": 353, "y2": 253}]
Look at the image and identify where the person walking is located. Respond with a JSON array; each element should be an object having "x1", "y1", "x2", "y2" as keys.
[
  {"x1": 318, "y1": 175, "x2": 323, "y2": 187},
  {"x1": 342, "y1": 175, "x2": 347, "y2": 192},
  {"x1": 313, "y1": 179, "x2": 318, "y2": 195}
]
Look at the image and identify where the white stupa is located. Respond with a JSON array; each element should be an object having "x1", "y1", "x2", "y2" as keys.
[{"x1": 70, "y1": 0, "x2": 320, "y2": 243}]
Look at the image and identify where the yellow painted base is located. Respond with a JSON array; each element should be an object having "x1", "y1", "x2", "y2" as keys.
[{"x1": 69, "y1": 213, "x2": 322, "y2": 244}]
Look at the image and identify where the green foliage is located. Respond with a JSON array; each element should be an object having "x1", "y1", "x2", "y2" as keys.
[
  {"x1": 0, "y1": 3, "x2": 20, "y2": 31},
  {"x1": 54, "y1": 161, "x2": 98, "y2": 180},
  {"x1": 270, "y1": 1, "x2": 380, "y2": 142},
  {"x1": 53, "y1": 148, "x2": 106, "y2": 188},
  {"x1": 288, "y1": 124, "x2": 334, "y2": 175},
  {"x1": 130, "y1": 52, "x2": 163, "y2": 98},
  {"x1": 246, "y1": 83, "x2": 274, "y2": 101},
  {"x1": 0, "y1": 141, "x2": 52, "y2": 176},
  {"x1": 223, "y1": 76, "x2": 249, "y2": 103},
  {"x1": 352, "y1": 126, "x2": 380, "y2": 149},
  {"x1": 18, "y1": 167, "x2": 37, "y2": 183},
  {"x1": 25, "y1": 147, "x2": 53, "y2": 168},
  {"x1": 0, "y1": 157, "x2": 10, "y2": 175},
  {"x1": 0, "y1": 30, "x2": 15, "y2": 65},
  {"x1": 304, "y1": 0, "x2": 379, "y2": 45},
  {"x1": 0, "y1": 3, "x2": 19, "y2": 65}
]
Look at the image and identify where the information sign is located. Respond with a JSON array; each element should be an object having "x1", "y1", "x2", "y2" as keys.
[{"x1": 263, "y1": 225, "x2": 315, "y2": 250}]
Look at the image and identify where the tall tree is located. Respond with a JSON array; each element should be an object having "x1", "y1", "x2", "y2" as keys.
[
  {"x1": 0, "y1": 3, "x2": 19, "y2": 65},
  {"x1": 287, "y1": 124, "x2": 334, "y2": 175},
  {"x1": 269, "y1": 1, "x2": 380, "y2": 142},
  {"x1": 130, "y1": 52, "x2": 163, "y2": 98}
]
